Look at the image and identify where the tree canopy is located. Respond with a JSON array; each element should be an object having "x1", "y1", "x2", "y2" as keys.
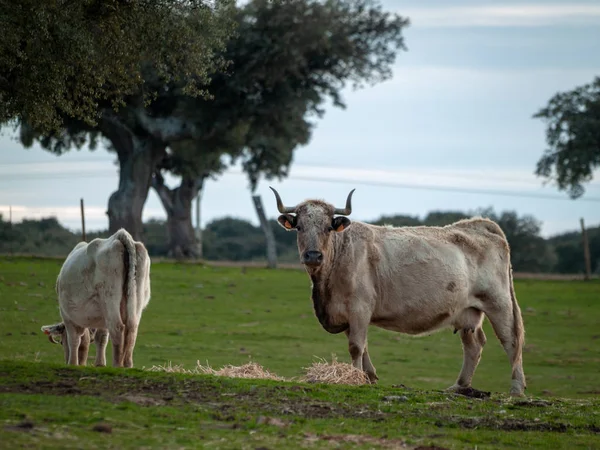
[
  {"x1": 534, "y1": 76, "x2": 600, "y2": 198},
  {"x1": 157, "y1": 0, "x2": 410, "y2": 190},
  {"x1": 0, "y1": 0, "x2": 235, "y2": 133}
]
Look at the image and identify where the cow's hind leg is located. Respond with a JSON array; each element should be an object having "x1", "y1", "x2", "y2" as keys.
[
  {"x1": 64, "y1": 322, "x2": 84, "y2": 366},
  {"x1": 94, "y1": 329, "x2": 109, "y2": 367},
  {"x1": 122, "y1": 324, "x2": 139, "y2": 368},
  {"x1": 77, "y1": 328, "x2": 91, "y2": 366},
  {"x1": 481, "y1": 294, "x2": 526, "y2": 396},
  {"x1": 103, "y1": 302, "x2": 125, "y2": 368},
  {"x1": 108, "y1": 322, "x2": 125, "y2": 367}
]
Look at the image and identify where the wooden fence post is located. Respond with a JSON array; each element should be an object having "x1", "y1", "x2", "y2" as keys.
[
  {"x1": 80, "y1": 198, "x2": 86, "y2": 242},
  {"x1": 9, "y1": 205, "x2": 13, "y2": 255},
  {"x1": 580, "y1": 218, "x2": 592, "y2": 281}
]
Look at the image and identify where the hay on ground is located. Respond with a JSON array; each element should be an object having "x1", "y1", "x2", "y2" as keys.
[
  {"x1": 301, "y1": 355, "x2": 370, "y2": 385},
  {"x1": 146, "y1": 356, "x2": 370, "y2": 386},
  {"x1": 196, "y1": 361, "x2": 286, "y2": 381},
  {"x1": 144, "y1": 361, "x2": 285, "y2": 381},
  {"x1": 145, "y1": 362, "x2": 196, "y2": 374}
]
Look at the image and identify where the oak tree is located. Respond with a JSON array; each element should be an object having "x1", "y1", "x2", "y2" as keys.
[{"x1": 534, "y1": 76, "x2": 600, "y2": 198}]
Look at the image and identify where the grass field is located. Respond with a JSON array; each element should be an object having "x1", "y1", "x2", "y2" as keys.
[{"x1": 1, "y1": 256, "x2": 599, "y2": 448}]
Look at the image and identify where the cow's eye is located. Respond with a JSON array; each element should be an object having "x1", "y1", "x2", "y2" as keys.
[
  {"x1": 296, "y1": 225, "x2": 302, "y2": 232},
  {"x1": 327, "y1": 226, "x2": 334, "y2": 232}
]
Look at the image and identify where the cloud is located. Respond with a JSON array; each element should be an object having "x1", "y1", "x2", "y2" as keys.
[{"x1": 401, "y1": 4, "x2": 600, "y2": 28}]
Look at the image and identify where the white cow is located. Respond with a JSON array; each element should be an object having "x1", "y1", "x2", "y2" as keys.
[{"x1": 44, "y1": 229, "x2": 151, "y2": 367}]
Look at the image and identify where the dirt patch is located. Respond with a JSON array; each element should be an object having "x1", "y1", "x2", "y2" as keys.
[
  {"x1": 303, "y1": 432, "x2": 409, "y2": 449},
  {"x1": 121, "y1": 394, "x2": 166, "y2": 407},
  {"x1": 256, "y1": 416, "x2": 289, "y2": 427},
  {"x1": 6, "y1": 381, "x2": 85, "y2": 397},
  {"x1": 5, "y1": 420, "x2": 35, "y2": 432},
  {"x1": 513, "y1": 399, "x2": 552, "y2": 407},
  {"x1": 450, "y1": 387, "x2": 491, "y2": 399},
  {"x1": 449, "y1": 417, "x2": 594, "y2": 433},
  {"x1": 92, "y1": 423, "x2": 112, "y2": 433}
]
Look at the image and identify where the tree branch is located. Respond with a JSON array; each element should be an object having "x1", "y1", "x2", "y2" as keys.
[
  {"x1": 98, "y1": 110, "x2": 136, "y2": 158},
  {"x1": 133, "y1": 107, "x2": 197, "y2": 143}
]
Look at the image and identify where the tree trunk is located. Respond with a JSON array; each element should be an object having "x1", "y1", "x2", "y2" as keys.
[
  {"x1": 99, "y1": 113, "x2": 166, "y2": 241},
  {"x1": 252, "y1": 194, "x2": 277, "y2": 269},
  {"x1": 152, "y1": 173, "x2": 202, "y2": 259},
  {"x1": 107, "y1": 137, "x2": 165, "y2": 240},
  {"x1": 195, "y1": 187, "x2": 204, "y2": 260}
]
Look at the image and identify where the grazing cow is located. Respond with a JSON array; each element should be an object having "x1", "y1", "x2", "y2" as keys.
[
  {"x1": 47, "y1": 228, "x2": 151, "y2": 367},
  {"x1": 41, "y1": 323, "x2": 109, "y2": 366},
  {"x1": 270, "y1": 187, "x2": 526, "y2": 396}
]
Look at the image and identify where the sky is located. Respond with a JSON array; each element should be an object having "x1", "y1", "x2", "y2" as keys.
[{"x1": 1, "y1": 0, "x2": 600, "y2": 238}]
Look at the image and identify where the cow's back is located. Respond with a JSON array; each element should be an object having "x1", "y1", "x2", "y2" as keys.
[
  {"x1": 56, "y1": 236, "x2": 126, "y2": 328},
  {"x1": 341, "y1": 219, "x2": 510, "y2": 334}
]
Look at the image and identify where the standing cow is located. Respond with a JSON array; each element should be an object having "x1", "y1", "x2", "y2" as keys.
[
  {"x1": 43, "y1": 228, "x2": 151, "y2": 368},
  {"x1": 270, "y1": 187, "x2": 526, "y2": 396}
]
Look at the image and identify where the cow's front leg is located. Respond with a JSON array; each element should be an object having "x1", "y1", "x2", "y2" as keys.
[
  {"x1": 345, "y1": 317, "x2": 371, "y2": 377},
  {"x1": 362, "y1": 345, "x2": 379, "y2": 384}
]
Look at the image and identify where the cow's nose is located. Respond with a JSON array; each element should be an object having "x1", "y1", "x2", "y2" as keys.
[{"x1": 302, "y1": 251, "x2": 323, "y2": 266}]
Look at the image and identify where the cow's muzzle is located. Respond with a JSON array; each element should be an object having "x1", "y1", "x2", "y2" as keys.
[{"x1": 302, "y1": 250, "x2": 323, "y2": 266}]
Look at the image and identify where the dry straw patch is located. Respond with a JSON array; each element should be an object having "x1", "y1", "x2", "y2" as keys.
[
  {"x1": 145, "y1": 361, "x2": 286, "y2": 381},
  {"x1": 301, "y1": 355, "x2": 370, "y2": 385},
  {"x1": 145, "y1": 355, "x2": 370, "y2": 385}
]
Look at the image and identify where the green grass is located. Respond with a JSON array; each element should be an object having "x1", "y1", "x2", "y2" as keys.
[{"x1": 1, "y1": 256, "x2": 599, "y2": 449}]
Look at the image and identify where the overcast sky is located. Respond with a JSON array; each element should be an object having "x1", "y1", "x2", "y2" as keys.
[{"x1": 1, "y1": 0, "x2": 600, "y2": 237}]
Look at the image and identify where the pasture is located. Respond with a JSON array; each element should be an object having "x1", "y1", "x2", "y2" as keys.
[{"x1": 0, "y1": 256, "x2": 599, "y2": 448}]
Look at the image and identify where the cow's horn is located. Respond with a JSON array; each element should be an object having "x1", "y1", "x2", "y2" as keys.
[
  {"x1": 334, "y1": 189, "x2": 356, "y2": 216},
  {"x1": 269, "y1": 187, "x2": 296, "y2": 214},
  {"x1": 48, "y1": 334, "x2": 60, "y2": 344}
]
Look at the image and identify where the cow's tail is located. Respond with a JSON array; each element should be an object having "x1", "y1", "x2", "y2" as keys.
[
  {"x1": 114, "y1": 228, "x2": 138, "y2": 327},
  {"x1": 508, "y1": 261, "x2": 525, "y2": 372}
]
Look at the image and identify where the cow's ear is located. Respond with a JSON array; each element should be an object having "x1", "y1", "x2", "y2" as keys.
[
  {"x1": 277, "y1": 214, "x2": 297, "y2": 230},
  {"x1": 332, "y1": 216, "x2": 351, "y2": 232}
]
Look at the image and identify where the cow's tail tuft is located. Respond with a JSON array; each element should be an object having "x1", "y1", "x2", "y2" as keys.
[
  {"x1": 508, "y1": 262, "x2": 525, "y2": 370},
  {"x1": 114, "y1": 228, "x2": 137, "y2": 327}
]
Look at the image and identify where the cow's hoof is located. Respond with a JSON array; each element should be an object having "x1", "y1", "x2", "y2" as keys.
[
  {"x1": 367, "y1": 374, "x2": 379, "y2": 385},
  {"x1": 445, "y1": 384, "x2": 464, "y2": 392},
  {"x1": 510, "y1": 381, "x2": 526, "y2": 397}
]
